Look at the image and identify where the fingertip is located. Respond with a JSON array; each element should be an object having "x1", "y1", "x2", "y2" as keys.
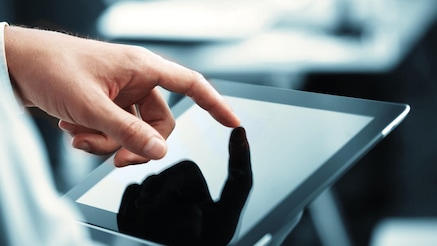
[
  {"x1": 113, "y1": 158, "x2": 130, "y2": 168},
  {"x1": 227, "y1": 104, "x2": 241, "y2": 127},
  {"x1": 58, "y1": 120, "x2": 74, "y2": 132},
  {"x1": 228, "y1": 126, "x2": 250, "y2": 167},
  {"x1": 234, "y1": 117, "x2": 241, "y2": 127},
  {"x1": 113, "y1": 155, "x2": 129, "y2": 168},
  {"x1": 72, "y1": 139, "x2": 91, "y2": 152},
  {"x1": 143, "y1": 136, "x2": 167, "y2": 160},
  {"x1": 114, "y1": 150, "x2": 151, "y2": 167},
  {"x1": 71, "y1": 135, "x2": 89, "y2": 151},
  {"x1": 226, "y1": 114, "x2": 241, "y2": 128},
  {"x1": 230, "y1": 126, "x2": 247, "y2": 144},
  {"x1": 58, "y1": 119, "x2": 65, "y2": 129},
  {"x1": 212, "y1": 98, "x2": 241, "y2": 128}
]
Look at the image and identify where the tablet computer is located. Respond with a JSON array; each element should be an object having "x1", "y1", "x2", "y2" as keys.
[{"x1": 65, "y1": 80, "x2": 409, "y2": 245}]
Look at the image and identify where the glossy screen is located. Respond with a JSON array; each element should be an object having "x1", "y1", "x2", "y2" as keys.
[{"x1": 77, "y1": 96, "x2": 373, "y2": 241}]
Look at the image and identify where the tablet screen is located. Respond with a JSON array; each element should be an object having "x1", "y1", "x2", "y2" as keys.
[{"x1": 76, "y1": 95, "x2": 373, "y2": 242}]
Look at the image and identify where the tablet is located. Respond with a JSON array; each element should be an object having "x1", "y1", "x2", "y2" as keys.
[{"x1": 65, "y1": 80, "x2": 409, "y2": 245}]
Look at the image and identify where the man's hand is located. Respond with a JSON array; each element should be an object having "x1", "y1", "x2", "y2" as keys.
[{"x1": 4, "y1": 25, "x2": 240, "y2": 167}]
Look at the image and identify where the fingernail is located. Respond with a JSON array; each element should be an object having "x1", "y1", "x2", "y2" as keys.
[
  {"x1": 143, "y1": 137, "x2": 167, "y2": 159},
  {"x1": 76, "y1": 141, "x2": 90, "y2": 152}
]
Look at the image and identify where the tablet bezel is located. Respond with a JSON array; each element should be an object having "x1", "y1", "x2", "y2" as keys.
[{"x1": 65, "y1": 79, "x2": 409, "y2": 245}]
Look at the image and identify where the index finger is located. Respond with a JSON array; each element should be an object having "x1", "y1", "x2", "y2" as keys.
[{"x1": 144, "y1": 51, "x2": 240, "y2": 127}]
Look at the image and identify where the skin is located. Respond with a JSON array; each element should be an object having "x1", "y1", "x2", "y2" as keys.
[{"x1": 3, "y1": 25, "x2": 240, "y2": 167}]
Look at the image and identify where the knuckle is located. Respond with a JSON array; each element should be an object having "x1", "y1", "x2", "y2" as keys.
[
  {"x1": 191, "y1": 70, "x2": 205, "y2": 81},
  {"x1": 184, "y1": 70, "x2": 205, "y2": 97},
  {"x1": 117, "y1": 119, "x2": 144, "y2": 144}
]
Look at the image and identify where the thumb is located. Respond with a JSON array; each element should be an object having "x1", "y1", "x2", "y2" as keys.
[{"x1": 91, "y1": 97, "x2": 167, "y2": 161}]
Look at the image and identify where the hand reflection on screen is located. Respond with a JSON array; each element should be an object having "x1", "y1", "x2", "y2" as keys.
[{"x1": 117, "y1": 127, "x2": 252, "y2": 245}]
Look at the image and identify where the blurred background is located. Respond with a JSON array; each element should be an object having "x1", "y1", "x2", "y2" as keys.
[{"x1": 1, "y1": 0, "x2": 437, "y2": 245}]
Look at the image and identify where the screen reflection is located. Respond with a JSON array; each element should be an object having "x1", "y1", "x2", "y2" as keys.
[{"x1": 117, "y1": 127, "x2": 252, "y2": 245}]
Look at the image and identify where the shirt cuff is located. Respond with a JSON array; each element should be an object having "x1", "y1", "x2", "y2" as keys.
[{"x1": 0, "y1": 22, "x2": 22, "y2": 112}]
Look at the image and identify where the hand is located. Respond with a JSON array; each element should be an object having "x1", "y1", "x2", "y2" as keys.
[
  {"x1": 117, "y1": 127, "x2": 252, "y2": 245},
  {"x1": 4, "y1": 26, "x2": 240, "y2": 167}
]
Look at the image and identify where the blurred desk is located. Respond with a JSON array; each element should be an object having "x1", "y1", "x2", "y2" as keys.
[{"x1": 99, "y1": 0, "x2": 437, "y2": 87}]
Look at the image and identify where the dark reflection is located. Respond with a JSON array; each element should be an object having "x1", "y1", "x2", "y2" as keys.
[{"x1": 117, "y1": 127, "x2": 253, "y2": 245}]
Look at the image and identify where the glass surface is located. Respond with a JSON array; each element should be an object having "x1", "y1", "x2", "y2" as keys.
[{"x1": 77, "y1": 96, "x2": 373, "y2": 241}]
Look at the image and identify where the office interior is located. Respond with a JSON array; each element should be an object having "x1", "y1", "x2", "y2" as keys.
[{"x1": 1, "y1": 0, "x2": 437, "y2": 245}]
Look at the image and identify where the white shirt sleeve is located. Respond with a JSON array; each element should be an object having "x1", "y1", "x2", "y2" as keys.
[
  {"x1": 0, "y1": 22, "x2": 101, "y2": 246},
  {"x1": 0, "y1": 22, "x2": 22, "y2": 112}
]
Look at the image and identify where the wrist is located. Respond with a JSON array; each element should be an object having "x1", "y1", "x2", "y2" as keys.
[
  {"x1": 3, "y1": 25, "x2": 33, "y2": 106},
  {"x1": 0, "y1": 22, "x2": 23, "y2": 110}
]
